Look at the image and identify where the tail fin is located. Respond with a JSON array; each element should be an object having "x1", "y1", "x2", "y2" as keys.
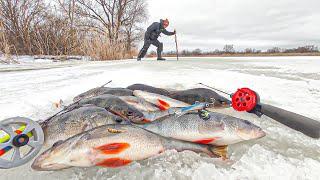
[{"x1": 209, "y1": 145, "x2": 228, "y2": 160}]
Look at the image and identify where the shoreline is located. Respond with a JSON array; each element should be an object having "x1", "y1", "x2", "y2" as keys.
[{"x1": 150, "y1": 52, "x2": 320, "y2": 58}]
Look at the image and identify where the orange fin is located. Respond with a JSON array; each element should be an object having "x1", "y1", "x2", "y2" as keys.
[
  {"x1": 157, "y1": 99, "x2": 170, "y2": 110},
  {"x1": 142, "y1": 119, "x2": 151, "y2": 123},
  {"x1": 210, "y1": 145, "x2": 228, "y2": 160},
  {"x1": 96, "y1": 158, "x2": 132, "y2": 168},
  {"x1": 194, "y1": 138, "x2": 219, "y2": 144},
  {"x1": 95, "y1": 143, "x2": 130, "y2": 154}
]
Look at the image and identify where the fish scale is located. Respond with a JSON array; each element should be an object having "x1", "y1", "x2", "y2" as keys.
[
  {"x1": 133, "y1": 90, "x2": 190, "y2": 108},
  {"x1": 66, "y1": 94, "x2": 145, "y2": 123},
  {"x1": 142, "y1": 112, "x2": 266, "y2": 146},
  {"x1": 41, "y1": 106, "x2": 125, "y2": 148},
  {"x1": 120, "y1": 96, "x2": 160, "y2": 112},
  {"x1": 32, "y1": 125, "x2": 226, "y2": 171},
  {"x1": 73, "y1": 87, "x2": 133, "y2": 102}
]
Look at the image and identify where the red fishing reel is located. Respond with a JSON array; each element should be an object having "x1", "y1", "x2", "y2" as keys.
[
  {"x1": 198, "y1": 83, "x2": 262, "y2": 115},
  {"x1": 231, "y1": 88, "x2": 259, "y2": 112}
]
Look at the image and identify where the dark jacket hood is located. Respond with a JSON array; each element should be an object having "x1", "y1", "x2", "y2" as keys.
[{"x1": 159, "y1": 19, "x2": 164, "y2": 28}]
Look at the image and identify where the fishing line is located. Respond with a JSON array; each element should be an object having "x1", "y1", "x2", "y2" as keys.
[{"x1": 198, "y1": 83, "x2": 232, "y2": 96}]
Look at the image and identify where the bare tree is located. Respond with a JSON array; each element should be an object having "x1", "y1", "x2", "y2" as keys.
[
  {"x1": 0, "y1": 0, "x2": 46, "y2": 54},
  {"x1": 57, "y1": 0, "x2": 75, "y2": 53},
  {"x1": 244, "y1": 48, "x2": 254, "y2": 54},
  {"x1": 244, "y1": 48, "x2": 261, "y2": 54},
  {"x1": 223, "y1": 44, "x2": 235, "y2": 53},
  {"x1": 267, "y1": 47, "x2": 281, "y2": 53},
  {"x1": 192, "y1": 48, "x2": 202, "y2": 55},
  {"x1": 0, "y1": 0, "x2": 147, "y2": 60},
  {"x1": 122, "y1": 0, "x2": 147, "y2": 51},
  {"x1": 74, "y1": 0, "x2": 147, "y2": 42}
]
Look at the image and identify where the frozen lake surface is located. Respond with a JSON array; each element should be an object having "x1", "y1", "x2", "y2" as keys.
[{"x1": 0, "y1": 57, "x2": 320, "y2": 180}]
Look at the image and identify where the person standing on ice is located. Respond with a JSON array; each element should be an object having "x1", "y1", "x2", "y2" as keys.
[{"x1": 137, "y1": 19, "x2": 176, "y2": 61}]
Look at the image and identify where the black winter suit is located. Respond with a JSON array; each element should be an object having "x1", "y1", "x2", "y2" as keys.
[{"x1": 138, "y1": 20, "x2": 175, "y2": 59}]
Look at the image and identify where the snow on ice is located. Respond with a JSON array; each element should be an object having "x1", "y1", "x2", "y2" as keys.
[{"x1": 0, "y1": 56, "x2": 319, "y2": 180}]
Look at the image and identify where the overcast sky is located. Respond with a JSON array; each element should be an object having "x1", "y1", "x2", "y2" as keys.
[{"x1": 144, "y1": 0, "x2": 320, "y2": 52}]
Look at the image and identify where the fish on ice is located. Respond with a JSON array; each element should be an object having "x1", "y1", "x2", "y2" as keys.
[
  {"x1": 141, "y1": 112, "x2": 266, "y2": 146},
  {"x1": 32, "y1": 124, "x2": 227, "y2": 171}
]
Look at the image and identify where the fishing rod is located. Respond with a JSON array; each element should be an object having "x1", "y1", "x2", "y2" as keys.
[
  {"x1": 42, "y1": 80, "x2": 113, "y2": 125},
  {"x1": 174, "y1": 30, "x2": 179, "y2": 61},
  {"x1": 199, "y1": 83, "x2": 320, "y2": 139},
  {"x1": 100, "y1": 80, "x2": 112, "y2": 87},
  {"x1": 198, "y1": 83, "x2": 232, "y2": 96}
]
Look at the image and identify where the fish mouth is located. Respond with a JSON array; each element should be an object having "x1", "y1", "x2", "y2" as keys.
[
  {"x1": 108, "y1": 109, "x2": 130, "y2": 121},
  {"x1": 32, "y1": 148, "x2": 72, "y2": 171},
  {"x1": 31, "y1": 154, "x2": 67, "y2": 171},
  {"x1": 32, "y1": 139, "x2": 76, "y2": 171},
  {"x1": 127, "y1": 109, "x2": 145, "y2": 123},
  {"x1": 31, "y1": 161, "x2": 68, "y2": 171},
  {"x1": 109, "y1": 109, "x2": 144, "y2": 123},
  {"x1": 236, "y1": 128, "x2": 266, "y2": 140},
  {"x1": 222, "y1": 101, "x2": 232, "y2": 108},
  {"x1": 255, "y1": 128, "x2": 266, "y2": 138},
  {"x1": 219, "y1": 102, "x2": 231, "y2": 108},
  {"x1": 129, "y1": 115, "x2": 145, "y2": 123}
]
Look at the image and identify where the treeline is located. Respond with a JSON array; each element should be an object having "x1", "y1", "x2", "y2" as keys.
[
  {"x1": 0, "y1": 0, "x2": 147, "y2": 61},
  {"x1": 163, "y1": 44, "x2": 320, "y2": 56}
]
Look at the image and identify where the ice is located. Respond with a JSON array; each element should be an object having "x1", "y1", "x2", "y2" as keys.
[{"x1": 0, "y1": 56, "x2": 319, "y2": 179}]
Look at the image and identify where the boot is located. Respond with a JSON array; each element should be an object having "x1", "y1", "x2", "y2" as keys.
[
  {"x1": 157, "y1": 57, "x2": 166, "y2": 61},
  {"x1": 157, "y1": 50, "x2": 165, "y2": 61},
  {"x1": 137, "y1": 48, "x2": 147, "y2": 61}
]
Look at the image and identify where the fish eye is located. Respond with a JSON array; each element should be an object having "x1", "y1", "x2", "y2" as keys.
[
  {"x1": 127, "y1": 111, "x2": 133, "y2": 116},
  {"x1": 115, "y1": 118, "x2": 123, "y2": 123}
]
